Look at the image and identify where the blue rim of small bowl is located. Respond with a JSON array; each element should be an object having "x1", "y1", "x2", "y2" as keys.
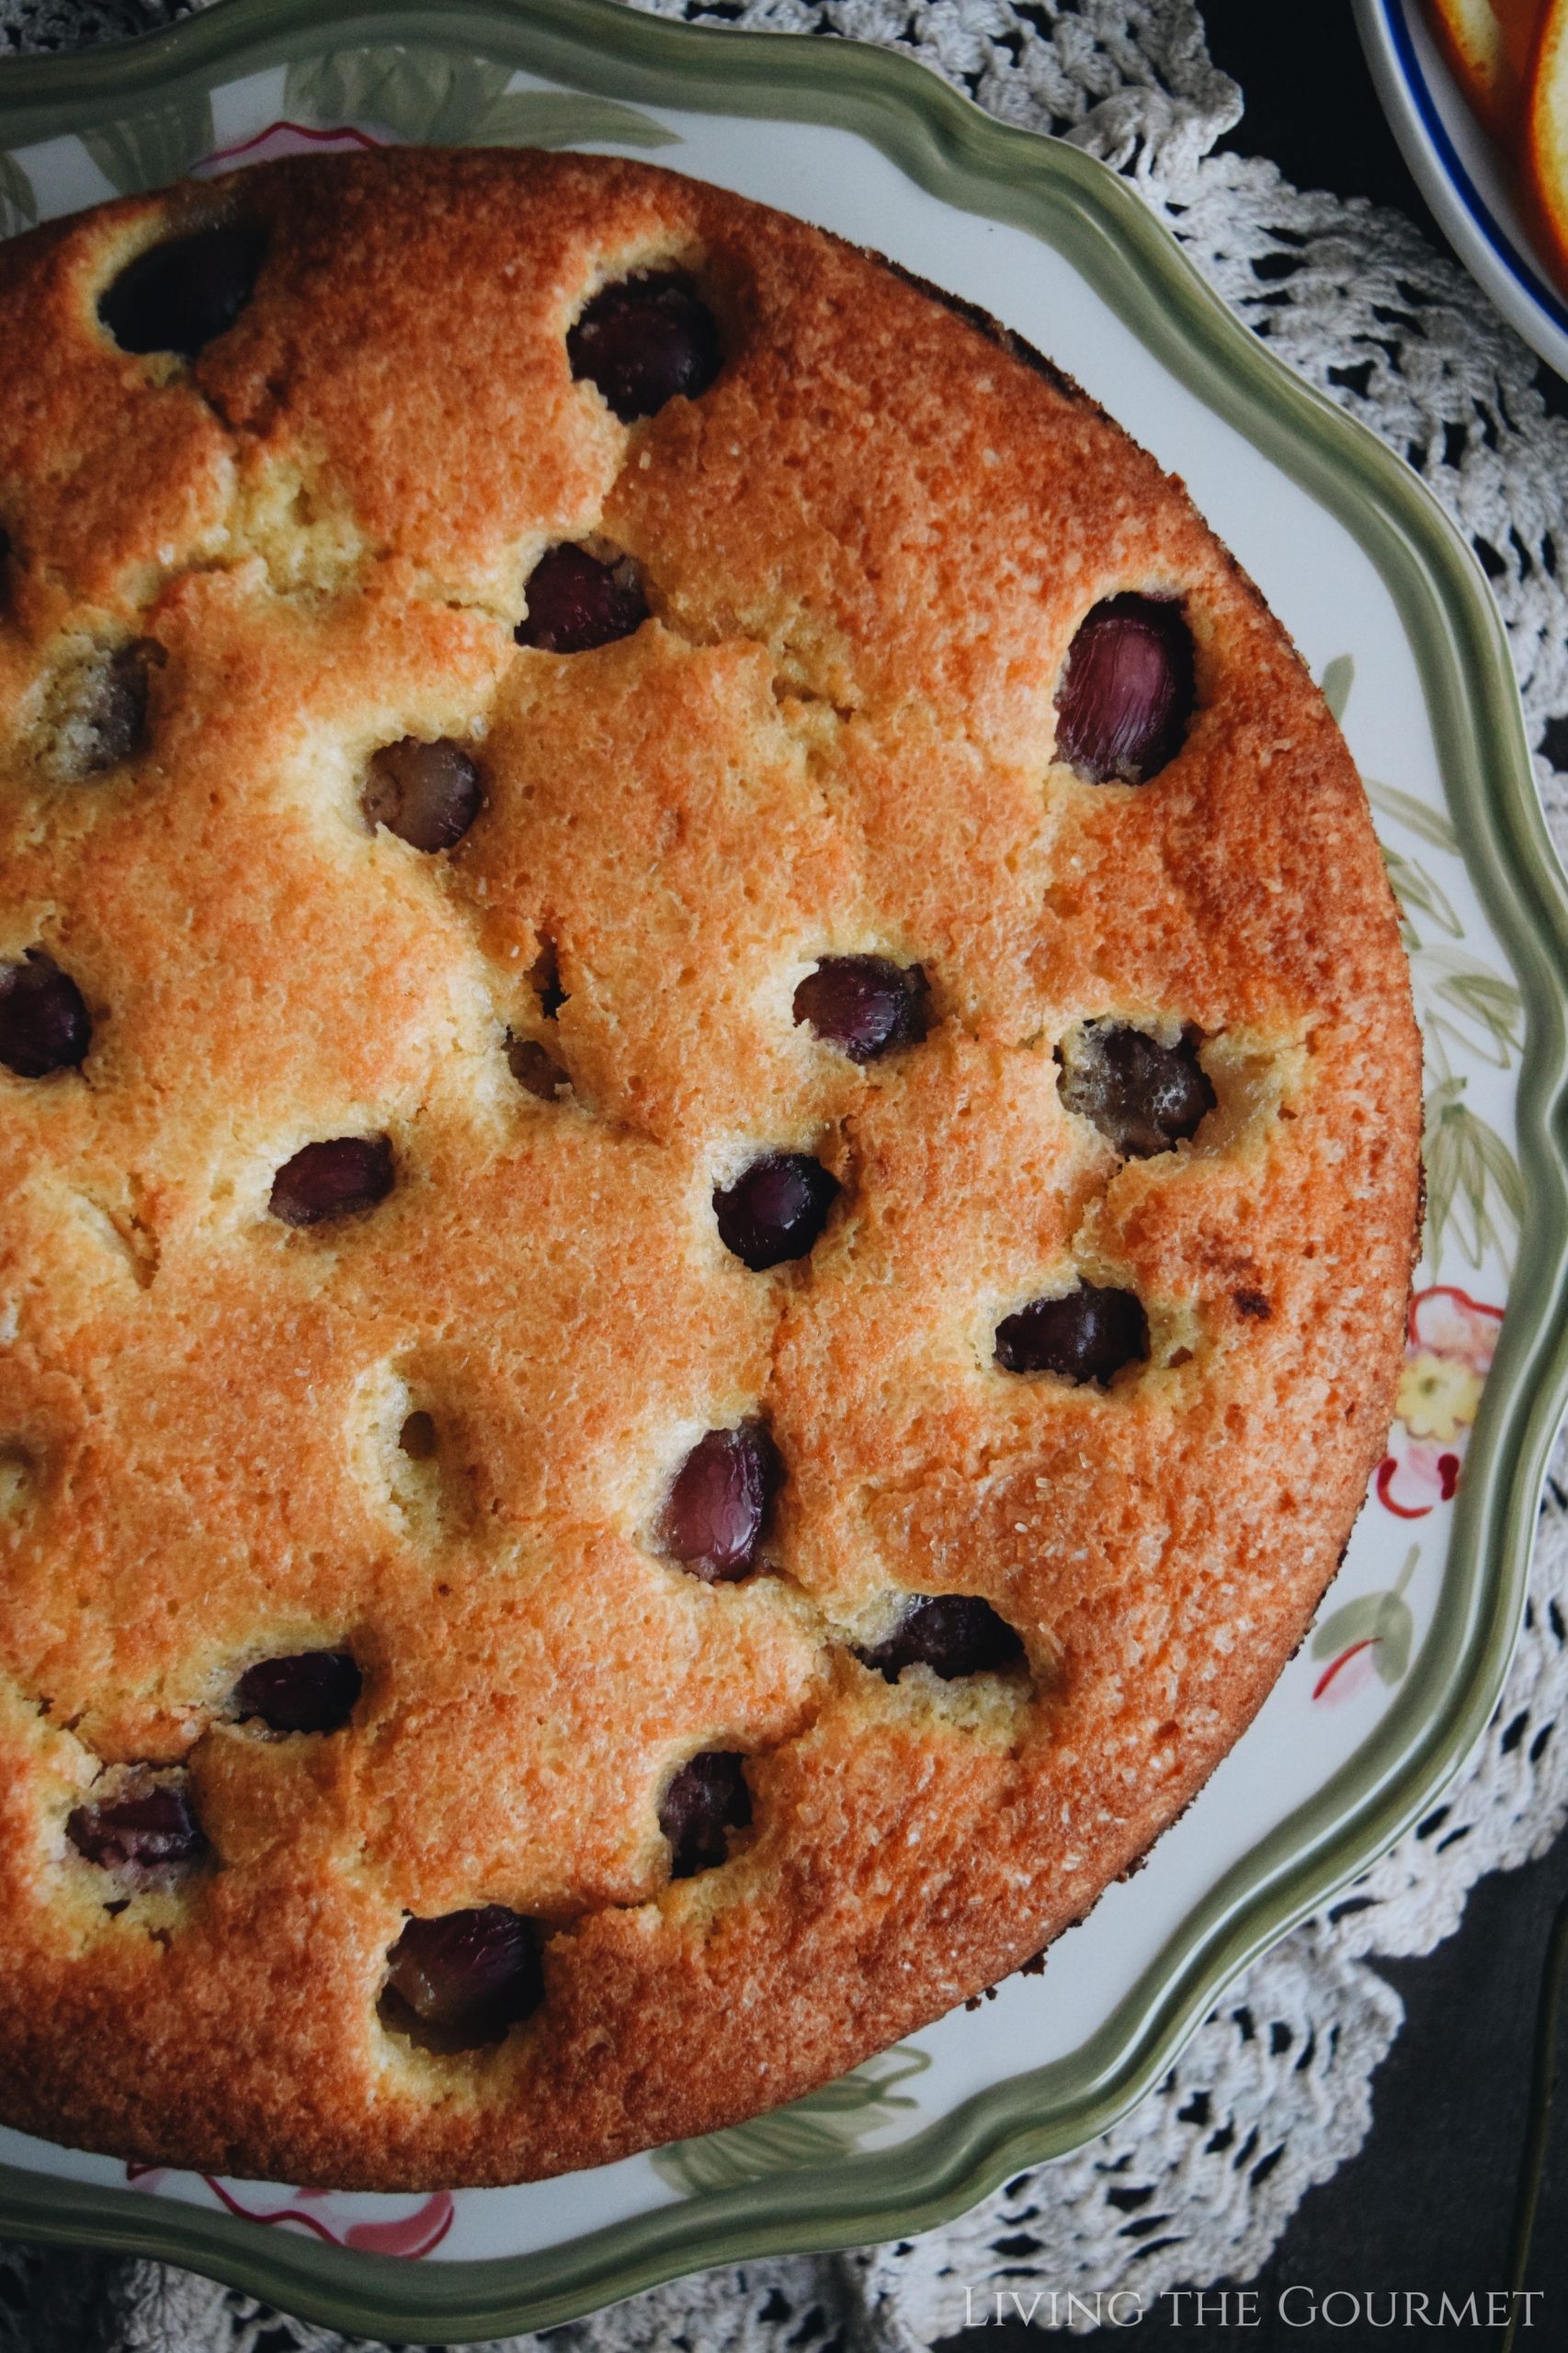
[
  {"x1": 1356, "y1": 0, "x2": 1568, "y2": 374},
  {"x1": 1385, "y1": 0, "x2": 1568, "y2": 334}
]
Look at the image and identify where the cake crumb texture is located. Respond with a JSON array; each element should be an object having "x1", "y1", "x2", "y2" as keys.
[{"x1": 0, "y1": 147, "x2": 1421, "y2": 2188}]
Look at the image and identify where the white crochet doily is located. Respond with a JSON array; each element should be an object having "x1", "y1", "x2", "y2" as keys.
[{"x1": 2, "y1": 3, "x2": 1567, "y2": 2346}]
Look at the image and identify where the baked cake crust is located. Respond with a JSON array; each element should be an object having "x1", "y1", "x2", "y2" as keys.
[{"x1": 0, "y1": 147, "x2": 1421, "y2": 2188}]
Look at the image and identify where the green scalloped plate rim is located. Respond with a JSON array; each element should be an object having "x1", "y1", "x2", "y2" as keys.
[{"x1": 1, "y1": 0, "x2": 1566, "y2": 2335}]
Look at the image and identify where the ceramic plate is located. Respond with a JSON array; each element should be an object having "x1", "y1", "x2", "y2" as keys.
[
  {"x1": 1, "y1": 0, "x2": 1565, "y2": 2337},
  {"x1": 1355, "y1": 0, "x2": 1568, "y2": 381}
]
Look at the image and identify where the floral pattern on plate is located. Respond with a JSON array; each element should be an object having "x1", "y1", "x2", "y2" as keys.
[
  {"x1": 126, "y1": 2166, "x2": 455, "y2": 2256},
  {"x1": 1379, "y1": 1282, "x2": 1505, "y2": 1519}
]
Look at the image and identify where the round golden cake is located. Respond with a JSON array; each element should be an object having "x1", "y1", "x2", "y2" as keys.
[{"x1": 0, "y1": 145, "x2": 1422, "y2": 2189}]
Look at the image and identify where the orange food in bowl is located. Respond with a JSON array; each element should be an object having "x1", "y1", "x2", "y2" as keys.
[
  {"x1": 1417, "y1": 0, "x2": 1568, "y2": 301},
  {"x1": 1528, "y1": 0, "x2": 1568, "y2": 282},
  {"x1": 1425, "y1": 0, "x2": 1540, "y2": 135}
]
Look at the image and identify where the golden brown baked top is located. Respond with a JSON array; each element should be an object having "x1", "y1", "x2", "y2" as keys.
[{"x1": 0, "y1": 145, "x2": 1420, "y2": 2189}]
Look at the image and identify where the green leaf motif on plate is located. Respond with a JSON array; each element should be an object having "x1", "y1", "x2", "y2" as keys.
[
  {"x1": 1320, "y1": 653, "x2": 1528, "y2": 1271},
  {"x1": 1424, "y1": 1074, "x2": 1525, "y2": 1268},
  {"x1": 1312, "y1": 1545, "x2": 1418, "y2": 1688},
  {"x1": 648, "y1": 2044, "x2": 930, "y2": 2197},
  {"x1": 1320, "y1": 654, "x2": 1462, "y2": 853},
  {"x1": 1319, "y1": 651, "x2": 1355, "y2": 724},
  {"x1": 1381, "y1": 842, "x2": 1462, "y2": 940},
  {"x1": 1364, "y1": 774, "x2": 1461, "y2": 857},
  {"x1": 1419, "y1": 947, "x2": 1525, "y2": 1069},
  {"x1": 283, "y1": 48, "x2": 679, "y2": 151},
  {"x1": 0, "y1": 151, "x2": 37, "y2": 237},
  {"x1": 83, "y1": 92, "x2": 217, "y2": 195}
]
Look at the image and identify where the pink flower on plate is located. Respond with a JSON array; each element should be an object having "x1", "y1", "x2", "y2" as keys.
[
  {"x1": 191, "y1": 120, "x2": 387, "y2": 179},
  {"x1": 126, "y1": 2164, "x2": 454, "y2": 2256},
  {"x1": 1375, "y1": 1283, "x2": 1503, "y2": 1518},
  {"x1": 1311, "y1": 1542, "x2": 1419, "y2": 1706},
  {"x1": 1311, "y1": 1633, "x2": 1382, "y2": 1707}
]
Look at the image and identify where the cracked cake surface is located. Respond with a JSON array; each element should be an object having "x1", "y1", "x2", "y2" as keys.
[{"x1": 0, "y1": 145, "x2": 1421, "y2": 2189}]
